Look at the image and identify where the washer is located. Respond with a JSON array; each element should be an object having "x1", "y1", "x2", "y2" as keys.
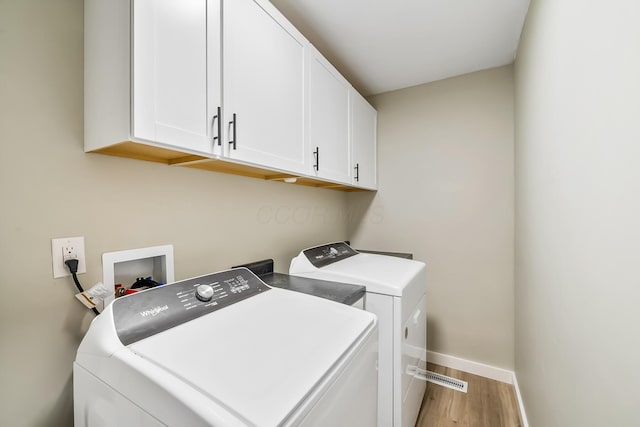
[
  {"x1": 74, "y1": 267, "x2": 378, "y2": 427},
  {"x1": 290, "y1": 242, "x2": 427, "y2": 427}
]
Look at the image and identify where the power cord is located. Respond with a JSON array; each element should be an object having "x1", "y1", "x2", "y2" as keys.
[{"x1": 65, "y1": 259, "x2": 100, "y2": 316}]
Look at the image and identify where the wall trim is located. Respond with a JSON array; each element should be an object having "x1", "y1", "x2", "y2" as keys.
[
  {"x1": 427, "y1": 351, "x2": 529, "y2": 427},
  {"x1": 512, "y1": 372, "x2": 529, "y2": 427},
  {"x1": 427, "y1": 350, "x2": 514, "y2": 383}
]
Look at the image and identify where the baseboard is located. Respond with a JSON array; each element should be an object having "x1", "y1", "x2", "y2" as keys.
[
  {"x1": 426, "y1": 351, "x2": 529, "y2": 427},
  {"x1": 426, "y1": 351, "x2": 514, "y2": 383},
  {"x1": 512, "y1": 372, "x2": 529, "y2": 427}
]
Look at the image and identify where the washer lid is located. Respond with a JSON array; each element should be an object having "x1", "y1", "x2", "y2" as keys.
[{"x1": 128, "y1": 287, "x2": 376, "y2": 426}]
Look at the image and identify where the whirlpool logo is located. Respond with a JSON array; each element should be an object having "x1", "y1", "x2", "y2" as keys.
[{"x1": 140, "y1": 305, "x2": 169, "y2": 318}]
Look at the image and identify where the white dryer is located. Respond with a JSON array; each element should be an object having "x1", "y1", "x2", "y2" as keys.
[
  {"x1": 74, "y1": 267, "x2": 378, "y2": 427},
  {"x1": 290, "y1": 242, "x2": 427, "y2": 427}
]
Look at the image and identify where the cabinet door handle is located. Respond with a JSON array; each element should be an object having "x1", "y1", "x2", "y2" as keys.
[
  {"x1": 355, "y1": 163, "x2": 360, "y2": 182},
  {"x1": 212, "y1": 106, "x2": 221, "y2": 146},
  {"x1": 313, "y1": 146, "x2": 320, "y2": 171},
  {"x1": 229, "y1": 113, "x2": 237, "y2": 150}
]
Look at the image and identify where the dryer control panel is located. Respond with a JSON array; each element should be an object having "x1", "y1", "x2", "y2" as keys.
[
  {"x1": 112, "y1": 268, "x2": 270, "y2": 346},
  {"x1": 303, "y1": 242, "x2": 358, "y2": 268}
]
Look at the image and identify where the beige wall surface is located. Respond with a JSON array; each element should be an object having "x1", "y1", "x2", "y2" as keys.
[
  {"x1": 515, "y1": 1, "x2": 640, "y2": 425},
  {"x1": 348, "y1": 67, "x2": 515, "y2": 369},
  {"x1": 0, "y1": 1, "x2": 348, "y2": 426}
]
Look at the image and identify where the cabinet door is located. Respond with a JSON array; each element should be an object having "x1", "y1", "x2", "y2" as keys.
[
  {"x1": 223, "y1": 0, "x2": 306, "y2": 174},
  {"x1": 132, "y1": 0, "x2": 221, "y2": 154},
  {"x1": 308, "y1": 50, "x2": 351, "y2": 183},
  {"x1": 350, "y1": 90, "x2": 377, "y2": 189}
]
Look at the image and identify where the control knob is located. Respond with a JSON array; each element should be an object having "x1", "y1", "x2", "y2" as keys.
[{"x1": 195, "y1": 284, "x2": 214, "y2": 302}]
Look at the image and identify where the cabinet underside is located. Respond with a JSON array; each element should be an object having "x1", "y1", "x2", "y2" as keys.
[{"x1": 89, "y1": 142, "x2": 370, "y2": 192}]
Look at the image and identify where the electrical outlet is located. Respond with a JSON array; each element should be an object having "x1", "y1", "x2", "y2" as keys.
[
  {"x1": 52, "y1": 236, "x2": 86, "y2": 278},
  {"x1": 62, "y1": 243, "x2": 78, "y2": 261}
]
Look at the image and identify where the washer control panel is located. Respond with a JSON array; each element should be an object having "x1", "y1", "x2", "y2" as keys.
[
  {"x1": 113, "y1": 268, "x2": 270, "y2": 346},
  {"x1": 303, "y1": 242, "x2": 358, "y2": 268}
]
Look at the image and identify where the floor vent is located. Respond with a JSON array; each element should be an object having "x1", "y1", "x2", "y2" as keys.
[{"x1": 420, "y1": 370, "x2": 468, "y2": 393}]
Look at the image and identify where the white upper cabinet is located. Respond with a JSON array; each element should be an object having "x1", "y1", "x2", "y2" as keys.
[
  {"x1": 307, "y1": 48, "x2": 351, "y2": 184},
  {"x1": 350, "y1": 89, "x2": 377, "y2": 189},
  {"x1": 222, "y1": 0, "x2": 306, "y2": 174},
  {"x1": 85, "y1": 0, "x2": 376, "y2": 190},
  {"x1": 132, "y1": 0, "x2": 221, "y2": 154}
]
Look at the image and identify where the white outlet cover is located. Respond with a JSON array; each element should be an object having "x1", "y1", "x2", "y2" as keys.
[{"x1": 52, "y1": 236, "x2": 86, "y2": 278}]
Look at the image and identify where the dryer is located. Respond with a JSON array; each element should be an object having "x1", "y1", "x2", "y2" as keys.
[
  {"x1": 74, "y1": 267, "x2": 378, "y2": 426},
  {"x1": 290, "y1": 242, "x2": 427, "y2": 427}
]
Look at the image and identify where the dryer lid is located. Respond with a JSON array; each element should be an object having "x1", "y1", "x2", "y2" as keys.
[
  {"x1": 290, "y1": 243, "x2": 426, "y2": 297},
  {"x1": 128, "y1": 287, "x2": 376, "y2": 426}
]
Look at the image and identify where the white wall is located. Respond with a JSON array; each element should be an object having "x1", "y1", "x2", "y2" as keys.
[
  {"x1": 0, "y1": 1, "x2": 347, "y2": 426},
  {"x1": 515, "y1": 0, "x2": 640, "y2": 425},
  {"x1": 349, "y1": 66, "x2": 515, "y2": 369}
]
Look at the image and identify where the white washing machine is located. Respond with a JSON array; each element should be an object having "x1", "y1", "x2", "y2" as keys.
[
  {"x1": 74, "y1": 267, "x2": 378, "y2": 427},
  {"x1": 290, "y1": 242, "x2": 427, "y2": 427}
]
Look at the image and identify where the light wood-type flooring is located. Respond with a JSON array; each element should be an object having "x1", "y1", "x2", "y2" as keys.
[{"x1": 415, "y1": 363, "x2": 521, "y2": 427}]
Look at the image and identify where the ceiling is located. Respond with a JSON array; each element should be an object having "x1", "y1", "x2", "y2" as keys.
[{"x1": 269, "y1": 0, "x2": 530, "y2": 96}]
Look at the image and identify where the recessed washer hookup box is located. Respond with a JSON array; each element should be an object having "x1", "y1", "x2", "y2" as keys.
[{"x1": 102, "y1": 244, "x2": 174, "y2": 307}]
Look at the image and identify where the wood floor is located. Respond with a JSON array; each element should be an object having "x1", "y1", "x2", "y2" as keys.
[{"x1": 415, "y1": 363, "x2": 521, "y2": 427}]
